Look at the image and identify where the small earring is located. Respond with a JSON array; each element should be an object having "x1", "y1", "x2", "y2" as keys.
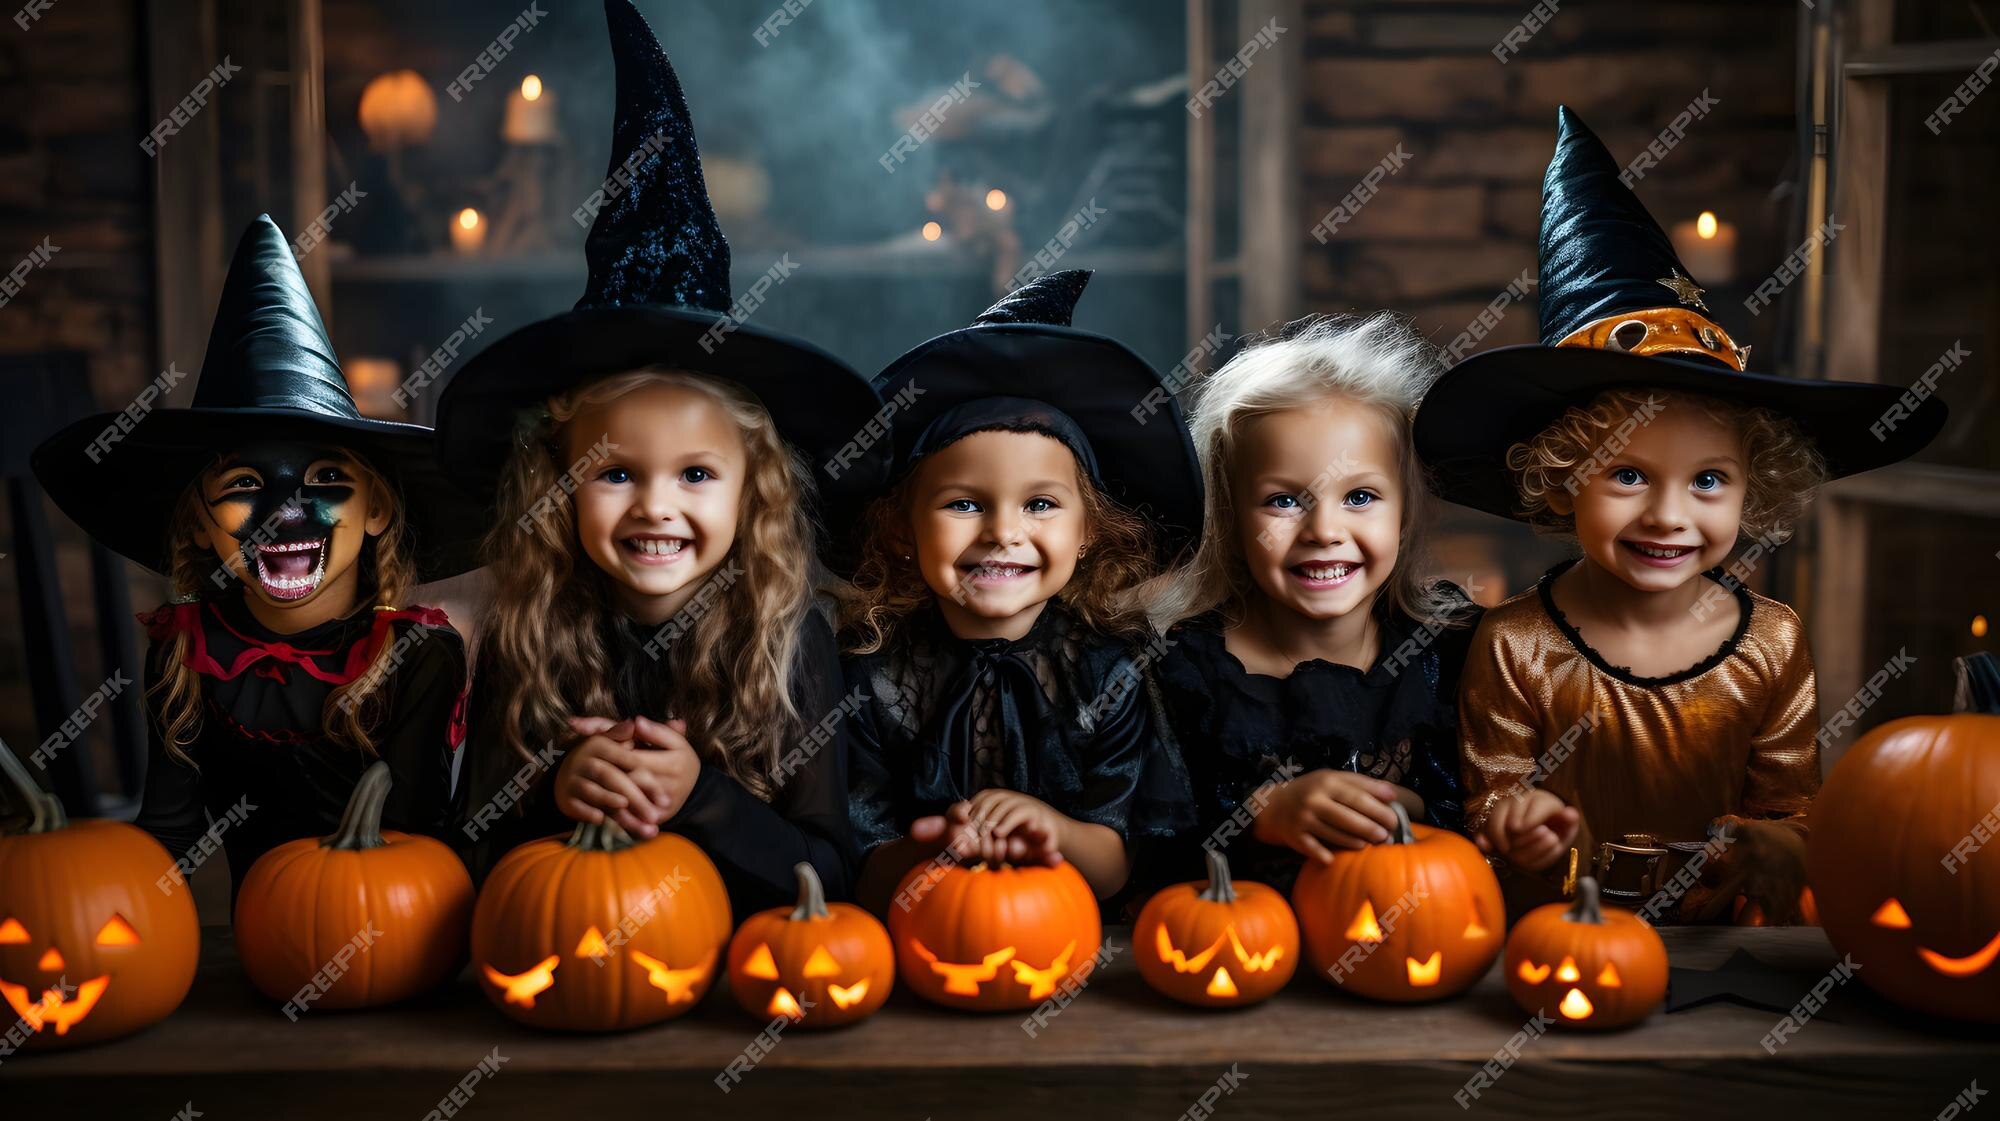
[{"x1": 1077, "y1": 544, "x2": 1089, "y2": 559}]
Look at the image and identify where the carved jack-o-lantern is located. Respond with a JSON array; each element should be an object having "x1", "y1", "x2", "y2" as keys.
[
  {"x1": 888, "y1": 859, "x2": 1101, "y2": 1011},
  {"x1": 1293, "y1": 803, "x2": 1503, "y2": 1003},
  {"x1": 1504, "y1": 877, "x2": 1667, "y2": 1030},
  {"x1": 1809, "y1": 653, "x2": 2000, "y2": 1023},
  {"x1": 1136, "y1": 848, "x2": 1298, "y2": 1007},
  {"x1": 235, "y1": 762, "x2": 473, "y2": 1009},
  {"x1": 726, "y1": 862, "x2": 893, "y2": 1028},
  {"x1": 0, "y1": 745, "x2": 199, "y2": 1049},
  {"x1": 470, "y1": 820, "x2": 731, "y2": 1032}
]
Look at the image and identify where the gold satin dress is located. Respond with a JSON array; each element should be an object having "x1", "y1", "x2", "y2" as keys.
[{"x1": 1459, "y1": 562, "x2": 1819, "y2": 913}]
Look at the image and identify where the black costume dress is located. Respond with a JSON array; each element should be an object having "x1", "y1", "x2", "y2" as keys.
[
  {"x1": 1151, "y1": 588, "x2": 1481, "y2": 894},
  {"x1": 844, "y1": 601, "x2": 1194, "y2": 864},
  {"x1": 455, "y1": 609, "x2": 859, "y2": 917},
  {"x1": 133, "y1": 596, "x2": 465, "y2": 898}
]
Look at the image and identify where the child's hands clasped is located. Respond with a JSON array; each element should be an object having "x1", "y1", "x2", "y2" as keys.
[
  {"x1": 909, "y1": 789, "x2": 1067, "y2": 868},
  {"x1": 1253, "y1": 769, "x2": 1407, "y2": 863},
  {"x1": 554, "y1": 714, "x2": 703, "y2": 839},
  {"x1": 1474, "y1": 787, "x2": 1582, "y2": 872}
]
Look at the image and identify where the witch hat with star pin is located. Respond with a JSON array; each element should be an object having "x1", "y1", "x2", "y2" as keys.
[
  {"x1": 30, "y1": 213, "x2": 486, "y2": 579},
  {"x1": 1414, "y1": 106, "x2": 1948, "y2": 521},
  {"x1": 869, "y1": 268, "x2": 1204, "y2": 560},
  {"x1": 434, "y1": 0, "x2": 888, "y2": 533}
]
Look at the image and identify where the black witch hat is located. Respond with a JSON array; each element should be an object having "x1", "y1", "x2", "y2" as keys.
[
  {"x1": 1414, "y1": 106, "x2": 1946, "y2": 521},
  {"x1": 31, "y1": 214, "x2": 485, "y2": 579},
  {"x1": 434, "y1": 0, "x2": 888, "y2": 529},
  {"x1": 871, "y1": 269, "x2": 1203, "y2": 559}
]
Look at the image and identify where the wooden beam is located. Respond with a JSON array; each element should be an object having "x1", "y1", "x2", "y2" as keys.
[
  {"x1": 145, "y1": 0, "x2": 226, "y2": 391},
  {"x1": 1236, "y1": 0, "x2": 1303, "y2": 334},
  {"x1": 289, "y1": 0, "x2": 329, "y2": 318},
  {"x1": 1185, "y1": 0, "x2": 1214, "y2": 360}
]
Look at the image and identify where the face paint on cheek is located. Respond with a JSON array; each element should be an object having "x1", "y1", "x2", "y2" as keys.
[{"x1": 208, "y1": 442, "x2": 361, "y2": 603}]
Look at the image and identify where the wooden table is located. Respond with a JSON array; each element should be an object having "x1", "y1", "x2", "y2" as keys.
[{"x1": 4, "y1": 925, "x2": 1993, "y2": 1119}]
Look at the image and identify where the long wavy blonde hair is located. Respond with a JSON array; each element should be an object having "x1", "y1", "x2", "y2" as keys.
[
  {"x1": 1148, "y1": 312, "x2": 1471, "y2": 632},
  {"x1": 474, "y1": 369, "x2": 816, "y2": 801},
  {"x1": 150, "y1": 454, "x2": 416, "y2": 765}
]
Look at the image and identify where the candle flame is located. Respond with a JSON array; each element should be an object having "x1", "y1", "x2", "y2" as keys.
[
  {"x1": 922, "y1": 221, "x2": 943, "y2": 242},
  {"x1": 458, "y1": 208, "x2": 482, "y2": 230},
  {"x1": 521, "y1": 74, "x2": 543, "y2": 101},
  {"x1": 985, "y1": 188, "x2": 1007, "y2": 211},
  {"x1": 1696, "y1": 211, "x2": 1718, "y2": 240}
]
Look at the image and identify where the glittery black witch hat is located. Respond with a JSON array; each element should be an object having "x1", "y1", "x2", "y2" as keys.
[
  {"x1": 872, "y1": 269, "x2": 1203, "y2": 559},
  {"x1": 32, "y1": 214, "x2": 484, "y2": 579},
  {"x1": 436, "y1": 0, "x2": 887, "y2": 525},
  {"x1": 1414, "y1": 106, "x2": 1946, "y2": 521}
]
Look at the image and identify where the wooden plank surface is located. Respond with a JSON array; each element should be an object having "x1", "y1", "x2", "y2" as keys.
[{"x1": 4, "y1": 925, "x2": 1993, "y2": 1119}]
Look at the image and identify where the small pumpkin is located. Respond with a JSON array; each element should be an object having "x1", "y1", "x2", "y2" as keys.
[
  {"x1": 1809, "y1": 651, "x2": 2000, "y2": 1023},
  {"x1": 888, "y1": 859, "x2": 1101, "y2": 1011},
  {"x1": 1504, "y1": 876, "x2": 1667, "y2": 1030},
  {"x1": 471, "y1": 819, "x2": 731, "y2": 1032},
  {"x1": 0, "y1": 743, "x2": 199, "y2": 1049},
  {"x1": 1136, "y1": 847, "x2": 1298, "y2": 1007},
  {"x1": 234, "y1": 761, "x2": 473, "y2": 1009},
  {"x1": 1293, "y1": 802, "x2": 1503, "y2": 1002},
  {"x1": 726, "y1": 862, "x2": 893, "y2": 1027}
]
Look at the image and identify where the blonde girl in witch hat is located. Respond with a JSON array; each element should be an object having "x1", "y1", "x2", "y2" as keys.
[
  {"x1": 1415, "y1": 108, "x2": 1946, "y2": 922},
  {"x1": 438, "y1": 0, "x2": 892, "y2": 915},
  {"x1": 31, "y1": 215, "x2": 484, "y2": 898}
]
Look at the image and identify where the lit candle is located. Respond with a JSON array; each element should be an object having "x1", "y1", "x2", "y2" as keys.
[
  {"x1": 985, "y1": 188, "x2": 1007, "y2": 211},
  {"x1": 503, "y1": 74, "x2": 558, "y2": 145},
  {"x1": 451, "y1": 207, "x2": 486, "y2": 254},
  {"x1": 921, "y1": 220, "x2": 942, "y2": 242},
  {"x1": 1669, "y1": 211, "x2": 1737, "y2": 284}
]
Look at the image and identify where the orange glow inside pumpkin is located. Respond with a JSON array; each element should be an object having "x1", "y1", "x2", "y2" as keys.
[
  {"x1": 1206, "y1": 967, "x2": 1239, "y2": 998},
  {"x1": 1463, "y1": 918, "x2": 1489, "y2": 940},
  {"x1": 1597, "y1": 962, "x2": 1623, "y2": 987},
  {"x1": 95, "y1": 915, "x2": 140, "y2": 946},
  {"x1": 1555, "y1": 956, "x2": 1580, "y2": 983},
  {"x1": 1227, "y1": 927, "x2": 1284, "y2": 972},
  {"x1": 1157, "y1": 925, "x2": 1224, "y2": 973},
  {"x1": 767, "y1": 986, "x2": 804, "y2": 1019},
  {"x1": 0, "y1": 918, "x2": 28, "y2": 943},
  {"x1": 828, "y1": 979, "x2": 871, "y2": 1009},
  {"x1": 1559, "y1": 987, "x2": 1594, "y2": 1020},
  {"x1": 1009, "y1": 941, "x2": 1078, "y2": 999},
  {"x1": 629, "y1": 949, "x2": 712, "y2": 1004},
  {"x1": 574, "y1": 925, "x2": 610, "y2": 959},
  {"x1": 1517, "y1": 960, "x2": 1551, "y2": 984},
  {"x1": 1871, "y1": 899, "x2": 1912, "y2": 928},
  {"x1": 743, "y1": 943, "x2": 780, "y2": 980},
  {"x1": 1918, "y1": 931, "x2": 2000, "y2": 977},
  {"x1": 802, "y1": 946, "x2": 842, "y2": 978},
  {"x1": 0, "y1": 975, "x2": 111, "y2": 1036},
  {"x1": 1347, "y1": 901, "x2": 1384, "y2": 944},
  {"x1": 37, "y1": 947, "x2": 63, "y2": 972},
  {"x1": 483, "y1": 956, "x2": 559, "y2": 1008},
  {"x1": 1405, "y1": 952, "x2": 1442, "y2": 986},
  {"x1": 911, "y1": 941, "x2": 1015, "y2": 996}
]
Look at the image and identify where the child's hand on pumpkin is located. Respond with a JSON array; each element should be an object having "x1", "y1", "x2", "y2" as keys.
[
  {"x1": 1253, "y1": 769, "x2": 1402, "y2": 863},
  {"x1": 962, "y1": 788, "x2": 1066, "y2": 868},
  {"x1": 556, "y1": 717, "x2": 670, "y2": 839},
  {"x1": 1683, "y1": 815, "x2": 1808, "y2": 922},
  {"x1": 1474, "y1": 787, "x2": 1580, "y2": 872}
]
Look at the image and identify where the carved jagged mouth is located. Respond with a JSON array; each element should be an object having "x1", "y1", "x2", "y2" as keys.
[
  {"x1": 247, "y1": 537, "x2": 329, "y2": 601},
  {"x1": 0, "y1": 975, "x2": 110, "y2": 1036}
]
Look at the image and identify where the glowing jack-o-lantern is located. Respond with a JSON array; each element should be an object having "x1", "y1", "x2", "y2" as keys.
[
  {"x1": 470, "y1": 820, "x2": 730, "y2": 1031},
  {"x1": 1504, "y1": 877, "x2": 1667, "y2": 1030},
  {"x1": 235, "y1": 762, "x2": 473, "y2": 1010},
  {"x1": 1135, "y1": 848, "x2": 1298, "y2": 1007},
  {"x1": 726, "y1": 862, "x2": 893, "y2": 1028},
  {"x1": 1293, "y1": 803, "x2": 1503, "y2": 1002},
  {"x1": 0, "y1": 744, "x2": 199, "y2": 1050},
  {"x1": 888, "y1": 859, "x2": 1100, "y2": 1011},
  {"x1": 1809, "y1": 652, "x2": 2000, "y2": 1023}
]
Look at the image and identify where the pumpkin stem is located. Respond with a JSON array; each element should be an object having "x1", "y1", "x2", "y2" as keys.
[
  {"x1": 789, "y1": 862, "x2": 831, "y2": 920},
  {"x1": 322, "y1": 761, "x2": 393, "y2": 850},
  {"x1": 1386, "y1": 801, "x2": 1416, "y2": 845},
  {"x1": 1955, "y1": 652, "x2": 2000, "y2": 716},
  {"x1": 566, "y1": 817, "x2": 637, "y2": 853},
  {"x1": 1564, "y1": 876, "x2": 1606, "y2": 925},
  {"x1": 0, "y1": 741, "x2": 65, "y2": 835},
  {"x1": 1198, "y1": 846, "x2": 1237, "y2": 903}
]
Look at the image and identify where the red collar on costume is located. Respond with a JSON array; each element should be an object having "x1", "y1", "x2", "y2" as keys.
[{"x1": 138, "y1": 600, "x2": 451, "y2": 687}]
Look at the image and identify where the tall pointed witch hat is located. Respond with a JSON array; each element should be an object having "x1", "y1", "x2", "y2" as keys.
[
  {"x1": 871, "y1": 269, "x2": 1203, "y2": 559},
  {"x1": 31, "y1": 214, "x2": 485, "y2": 579},
  {"x1": 434, "y1": 0, "x2": 888, "y2": 529},
  {"x1": 1414, "y1": 106, "x2": 1947, "y2": 521}
]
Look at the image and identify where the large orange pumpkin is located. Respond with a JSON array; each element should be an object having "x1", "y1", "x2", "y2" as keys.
[
  {"x1": 726, "y1": 862, "x2": 893, "y2": 1027},
  {"x1": 471, "y1": 820, "x2": 731, "y2": 1031},
  {"x1": 234, "y1": 761, "x2": 473, "y2": 1009},
  {"x1": 0, "y1": 744, "x2": 198, "y2": 1049},
  {"x1": 1504, "y1": 876, "x2": 1667, "y2": 1030},
  {"x1": 1293, "y1": 803, "x2": 1503, "y2": 1002},
  {"x1": 1136, "y1": 847, "x2": 1298, "y2": 1007},
  {"x1": 888, "y1": 859, "x2": 1101, "y2": 1011},
  {"x1": 1809, "y1": 652, "x2": 2000, "y2": 1023}
]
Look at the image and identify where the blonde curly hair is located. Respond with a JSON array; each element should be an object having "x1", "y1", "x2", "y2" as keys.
[{"x1": 1505, "y1": 388, "x2": 1828, "y2": 541}]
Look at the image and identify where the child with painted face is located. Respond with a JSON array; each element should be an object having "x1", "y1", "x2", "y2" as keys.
[
  {"x1": 842, "y1": 271, "x2": 1202, "y2": 912},
  {"x1": 1146, "y1": 314, "x2": 1481, "y2": 895},
  {"x1": 439, "y1": 0, "x2": 891, "y2": 916},
  {"x1": 30, "y1": 215, "x2": 484, "y2": 898},
  {"x1": 1416, "y1": 109, "x2": 1945, "y2": 922}
]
